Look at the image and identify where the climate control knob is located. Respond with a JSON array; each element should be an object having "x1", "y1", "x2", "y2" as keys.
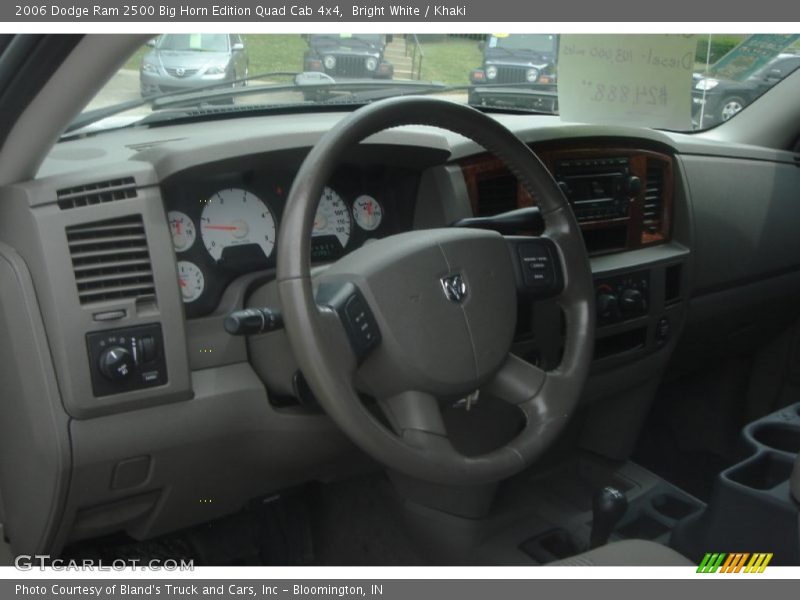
[
  {"x1": 620, "y1": 288, "x2": 646, "y2": 317},
  {"x1": 98, "y1": 346, "x2": 135, "y2": 382},
  {"x1": 597, "y1": 293, "x2": 620, "y2": 321}
]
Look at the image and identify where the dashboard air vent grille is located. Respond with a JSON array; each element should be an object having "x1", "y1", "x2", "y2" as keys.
[
  {"x1": 476, "y1": 174, "x2": 518, "y2": 217},
  {"x1": 57, "y1": 177, "x2": 137, "y2": 210},
  {"x1": 66, "y1": 215, "x2": 156, "y2": 305},
  {"x1": 644, "y1": 163, "x2": 665, "y2": 228}
]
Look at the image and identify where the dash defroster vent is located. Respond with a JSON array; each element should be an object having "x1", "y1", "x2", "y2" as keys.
[{"x1": 57, "y1": 177, "x2": 137, "y2": 210}]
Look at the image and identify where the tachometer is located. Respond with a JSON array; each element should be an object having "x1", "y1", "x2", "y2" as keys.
[
  {"x1": 200, "y1": 188, "x2": 276, "y2": 261},
  {"x1": 314, "y1": 186, "x2": 352, "y2": 247},
  {"x1": 353, "y1": 195, "x2": 383, "y2": 231},
  {"x1": 177, "y1": 260, "x2": 204, "y2": 303},
  {"x1": 168, "y1": 210, "x2": 196, "y2": 252}
]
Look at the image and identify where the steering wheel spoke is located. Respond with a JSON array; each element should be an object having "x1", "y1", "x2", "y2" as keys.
[
  {"x1": 378, "y1": 390, "x2": 463, "y2": 457},
  {"x1": 378, "y1": 390, "x2": 447, "y2": 435},
  {"x1": 482, "y1": 353, "x2": 547, "y2": 406}
]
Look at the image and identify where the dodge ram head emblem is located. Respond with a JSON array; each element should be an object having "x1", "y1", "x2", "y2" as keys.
[{"x1": 440, "y1": 274, "x2": 467, "y2": 304}]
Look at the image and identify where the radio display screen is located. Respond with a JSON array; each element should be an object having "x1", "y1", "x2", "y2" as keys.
[{"x1": 563, "y1": 174, "x2": 622, "y2": 202}]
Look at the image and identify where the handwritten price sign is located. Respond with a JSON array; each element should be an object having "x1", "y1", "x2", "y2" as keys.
[{"x1": 557, "y1": 35, "x2": 696, "y2": 129}]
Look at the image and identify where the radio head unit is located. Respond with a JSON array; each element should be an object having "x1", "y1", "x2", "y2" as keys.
[{"x1": 555, "y1": 157, "x2": 641, "y2": 223}]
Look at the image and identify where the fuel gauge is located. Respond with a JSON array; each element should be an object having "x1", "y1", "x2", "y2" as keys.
[
  {"x1": 168, "y1": 211, "x2": 196, "y2": 252},
  {"x1": 177, "y1": 261, "x2": 204, "y2": 303},
  {"x1": 353, "y1": 195, "x2": 383, "y2": 231}
]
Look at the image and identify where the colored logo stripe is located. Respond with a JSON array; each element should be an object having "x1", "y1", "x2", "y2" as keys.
[
  {"x1": 745, "y1": 553, "x2": 773, "y2": 573},
  {"x1": 697, "y1": 553, "x2": 773, "y2": 573}
]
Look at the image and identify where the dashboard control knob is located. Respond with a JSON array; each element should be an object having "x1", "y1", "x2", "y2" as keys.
[
  {"x1": 596, "y1": 293, "x2": 620, "y2": 321},
  {"x1": 620, "y1": 288, "x2": 646, "y2": 317},
  {"x1": 98, "y1": 346, "x2": 135, "y2": 382},
  {"x1": 625, "y1": 175, "x2": 642, "y2": 197},
  {"x1": 655, "y1": 317, "x2": 671, "y2": 345}
]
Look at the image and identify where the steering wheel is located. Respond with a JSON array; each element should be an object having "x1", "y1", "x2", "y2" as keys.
[{"x1": 277, "y1": 97, "x2": 594, "y2": 486}]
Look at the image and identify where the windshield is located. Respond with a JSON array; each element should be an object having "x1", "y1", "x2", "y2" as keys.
[
  {"x1": 78, "y1": 33, "x2": 800, "y2": 137},
  {"x1": 156, "y1": 34, "x2": 230, "y2": 53}
]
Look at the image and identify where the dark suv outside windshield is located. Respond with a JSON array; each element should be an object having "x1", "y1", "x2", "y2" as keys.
[{"x1": 492, "y1": 34, "x2": 558, "y2": 54}]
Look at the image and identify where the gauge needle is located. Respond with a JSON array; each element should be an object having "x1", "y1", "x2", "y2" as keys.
[
  {"x1": 176, "y1": 221, "x2": 182, "y2": 235},
  {"x1": 179, "y1": 278, "x2": 186, "y2": 287},
  {"x1": 203, "y1": 224, "x2": 239, "y2": 231}
]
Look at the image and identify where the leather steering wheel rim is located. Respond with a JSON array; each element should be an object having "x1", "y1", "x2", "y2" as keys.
[{"x1": 277, "y1": 97, "x2": 594, "y2": 485}]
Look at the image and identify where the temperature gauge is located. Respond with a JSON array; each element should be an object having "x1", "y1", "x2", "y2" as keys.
[
  {"x1": 353, "y1": 195, "x2": 383, "y2": 231},
  {"x1": 177, "y1": 260, "x2": 204, "y2": 303},
  {"x1": 168, "y1": 211, "x2": 196, "y2": 252}
]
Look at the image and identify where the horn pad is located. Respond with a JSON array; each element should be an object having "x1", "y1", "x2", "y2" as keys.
[{"x1": 319, "y1": 228, "x2": 518, "y2": 398}]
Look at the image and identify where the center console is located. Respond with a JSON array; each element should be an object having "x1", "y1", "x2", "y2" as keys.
[{"x1": 460, "y1": 142, "x2": 688, "y2": 369}]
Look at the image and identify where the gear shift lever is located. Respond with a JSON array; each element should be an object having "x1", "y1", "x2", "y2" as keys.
[{"x1": 590, "y1": 486, "x2": 628, "y2": 549}]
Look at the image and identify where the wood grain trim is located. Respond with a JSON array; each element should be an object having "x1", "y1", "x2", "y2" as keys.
[{"x1": 459, "y1": 145, "x2": 675, "y2": 255}]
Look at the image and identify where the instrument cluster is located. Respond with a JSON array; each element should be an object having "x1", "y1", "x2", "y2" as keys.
[{"x1": 162, "y1": 161, "x2": 411, "y2": 318}]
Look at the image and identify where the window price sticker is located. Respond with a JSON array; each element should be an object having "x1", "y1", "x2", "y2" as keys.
[{"x1": 557, "y1": 34, "x2": 696, "y2": 130}]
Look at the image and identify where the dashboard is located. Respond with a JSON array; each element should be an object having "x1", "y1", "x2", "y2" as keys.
[{"x1": 160, "y1": 139, "x2": 678, "y2": 321}]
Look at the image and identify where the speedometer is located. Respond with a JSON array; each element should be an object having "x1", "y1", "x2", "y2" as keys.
[
  {"x1": 313, "y1": 186, "x2": 351, "y2": 248},
  {"x1": 200, "y1": 188, "x2": 276, "y2": 262}
]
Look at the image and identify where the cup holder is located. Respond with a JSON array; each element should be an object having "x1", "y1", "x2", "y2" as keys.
[
  {"x1": 651, "y1": 493, "x2": 699, "y2": 520},
  {"x1": 725, "y1": 452, "x2": 794, "y2": 491},
  {"x1": 751, "y1": 423, "x2": 800, "y2": 454}
]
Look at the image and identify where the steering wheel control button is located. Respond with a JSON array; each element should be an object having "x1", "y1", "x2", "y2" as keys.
[
  {"x1": 317, "y1": 283, "x2": 381, "y2": 361},
  {"x1": 86, "y1": 323, "x2": 168, "y2": 397},
  {"x1": 344, "y1": 294, "x2": 380, "y2": 355},
  {"x1": 508, "y1": 237, "x2": 564, "y2": 298},
  {"x1": 224, "y1": 307, "x2": 283, "y2": 336}
]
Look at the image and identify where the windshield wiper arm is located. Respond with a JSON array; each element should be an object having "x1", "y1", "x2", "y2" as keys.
[{"x1": 63, "y1": 70, "x2": 300, "y2": 134}]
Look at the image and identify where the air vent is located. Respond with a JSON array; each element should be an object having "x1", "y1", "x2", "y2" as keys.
[
  {"x1": 57, "y1": 177, "x2": 137, "y2": 210},
  {"x1": 644, "y1": 162, "x2": 665, "y2": 228},
  {"x1": 476, "y1": 174, "x2": 518, "y2": 217},
  {"x1": 66, "y1": 215, "x2": 156, "y2": 305}
]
